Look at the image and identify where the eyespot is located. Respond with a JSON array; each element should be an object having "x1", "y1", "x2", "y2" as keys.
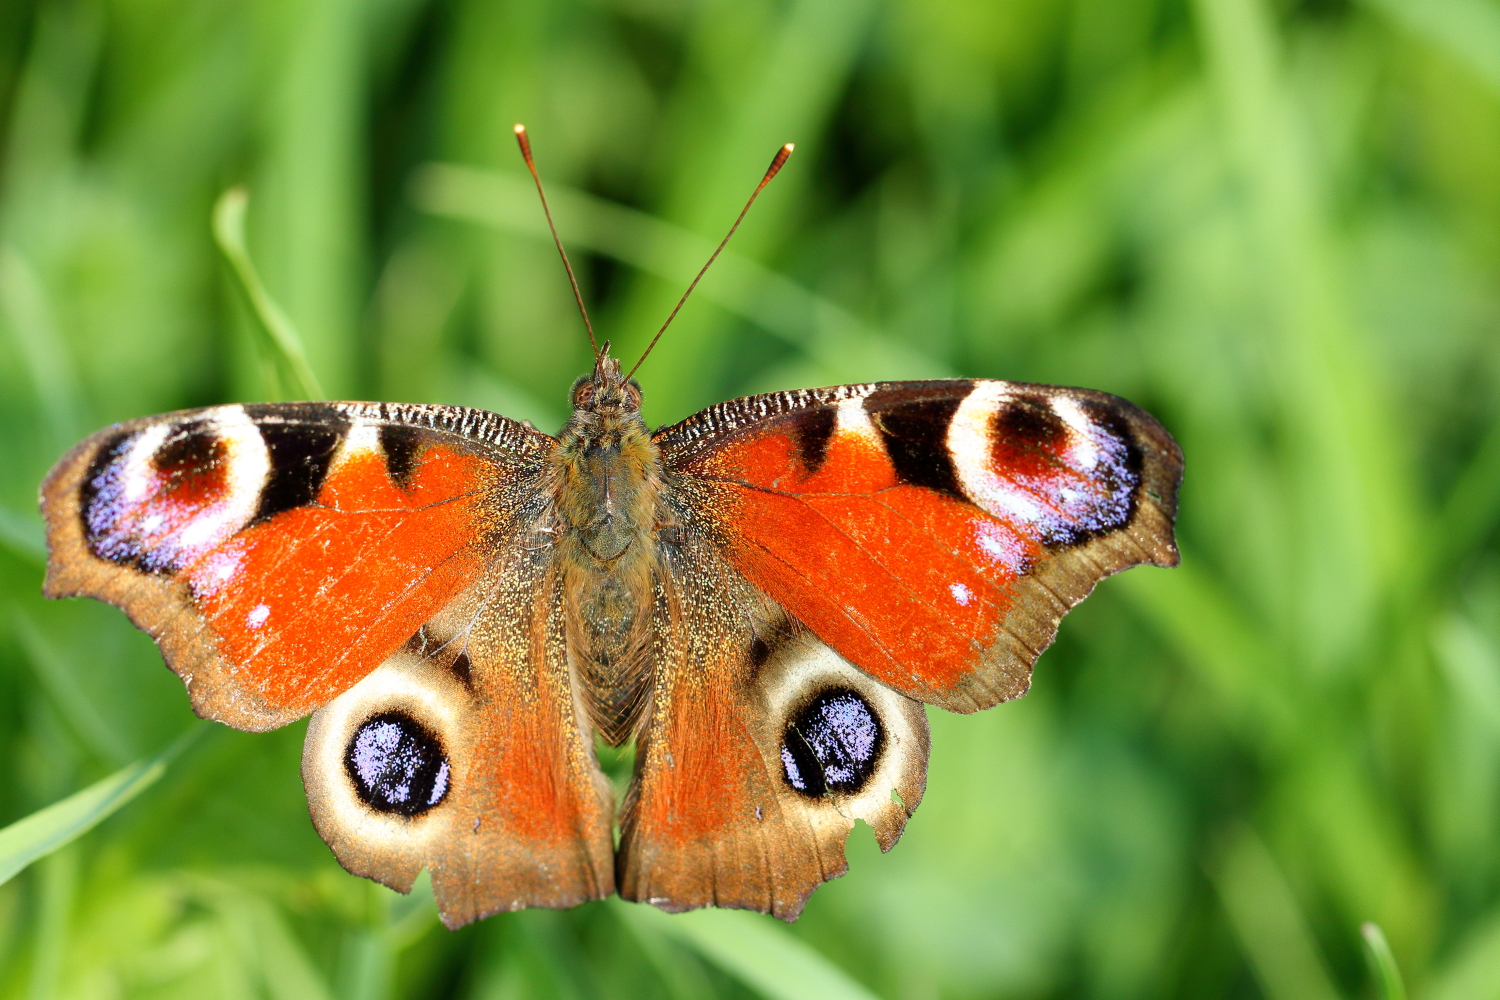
[
  {"x1": 344, "y1": 710, "x2": 451, "y2": 816},
  {"x1": 780, "y1": 687, "x2": 884, "y2": 798}
]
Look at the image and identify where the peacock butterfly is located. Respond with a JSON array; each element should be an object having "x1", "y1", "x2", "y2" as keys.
[{"x1": 38, "y1": 129, "x2": 1183, "y2": 927}]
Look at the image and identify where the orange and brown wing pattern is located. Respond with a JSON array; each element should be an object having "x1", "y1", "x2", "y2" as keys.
[
  {"x1": 617, "y1": 531, "x2": 929, "y2": 920},
  {"x1": 40, "y1": 401, "x2": 552, "y2": 730},
  {"x1": 301, "y1": 542, "x2": 616, "y2": 926},
  {"x1": 656, "y1": 380, "x2": 1183, "y2": 713},
  {"x1": 42, "y1": 401, "x2": 617, "y2": 921}
]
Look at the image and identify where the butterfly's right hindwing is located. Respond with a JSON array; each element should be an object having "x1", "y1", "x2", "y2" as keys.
[{"x1": 616, "y1": 531, "x2": 929, "y2": 920}]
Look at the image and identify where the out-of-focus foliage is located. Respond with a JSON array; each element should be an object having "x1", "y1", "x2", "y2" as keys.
[{"x1": 1, "y1": 0, "x2": 1499, "y2": 995}]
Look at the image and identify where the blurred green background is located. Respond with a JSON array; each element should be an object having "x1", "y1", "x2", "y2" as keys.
[{"x1": 1, "y1": 0, "x2": 1499, "y2": 996}]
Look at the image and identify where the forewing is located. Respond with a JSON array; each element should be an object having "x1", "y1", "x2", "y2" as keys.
[
  {"x1": 617, "y1": 532, "x2": 929, "y2": 920},
  {"x1": 302, "y1": 542, "x2": 616, "y2": 926},
  {"x1": 656, "y1": 380, "x2": 1182, "y2": 713},
  {"x1": 40, "y1": 401, "x2": 552, "y2": 730}
]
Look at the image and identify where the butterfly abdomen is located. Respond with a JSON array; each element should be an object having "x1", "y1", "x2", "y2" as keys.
[{"x1": 552, "y1": 406, "x2": 665, "y2": 744}]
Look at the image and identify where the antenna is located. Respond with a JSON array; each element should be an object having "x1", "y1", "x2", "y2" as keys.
[
  {"x1": 514, "y1": 124, "x2": 599, "y2": 358},
  {"x1": 626, "y1": 142, "x2": 794, "y2": 380}
]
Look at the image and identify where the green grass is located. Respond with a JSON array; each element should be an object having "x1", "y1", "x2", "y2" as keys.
[{"x1": 2, "y1": 0, "x2": 1500, "y2": 996}]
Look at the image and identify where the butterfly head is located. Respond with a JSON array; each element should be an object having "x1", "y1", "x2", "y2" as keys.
[{"x1": 569, "y1": 341, "x2": 643, "y2": 417}]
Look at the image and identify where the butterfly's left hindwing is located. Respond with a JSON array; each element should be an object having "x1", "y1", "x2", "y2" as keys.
[
  {"x1": 301, "y1": 538, "x2": 616, "y2": 926},
  {"x1": 39, "y1": 402, "x2": 551, "y2": 730}
]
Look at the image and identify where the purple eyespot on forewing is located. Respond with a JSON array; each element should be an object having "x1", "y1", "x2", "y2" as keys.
[
  {"x1": 79, "y1": 421, "x2": 252, "y2": 574},
  {"x1": 981, "y1": 396, "x2": 1141, "y2": 548}
]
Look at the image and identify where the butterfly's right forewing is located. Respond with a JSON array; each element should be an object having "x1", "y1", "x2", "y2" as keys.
[{"x1": 656, "y1": 379, "x2": 1182, "y2": 714}]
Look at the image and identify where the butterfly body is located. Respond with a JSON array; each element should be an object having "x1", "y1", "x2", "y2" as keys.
[
  {"x1": 551, "y1": 355, "x2": 664, "y2": 743},
  {"x1": 39, "y1": 344, "x2": 1182, "y2": 926}
]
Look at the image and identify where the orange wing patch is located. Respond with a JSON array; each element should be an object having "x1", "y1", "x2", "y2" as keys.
[
  {"x1": 661, "y1": 381, "x2": 1181, "y2": 713},
  {"x1": 188, "y1": 439, "x2": 489, "y2": 720},
  {"x1": 41, "y1": 403, "x2": 549, "y2": 731},
  {"x1": 685, "y1": 451, "x2": 1029, "y2": 705}
]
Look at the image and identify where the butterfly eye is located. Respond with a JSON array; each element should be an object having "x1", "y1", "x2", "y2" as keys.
[
  {"x1": 573, "y1": 381, "x2": 595, "y2": 406},
  {"x1": 779, "y1": 687, "x2": 884, "y2": 798},
  {"x1": 344, "y1": 710, "x2": 451, "y2": 816}
]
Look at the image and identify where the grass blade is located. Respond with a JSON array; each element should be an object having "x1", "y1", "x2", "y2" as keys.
[
  {"x1": 1115, "y1": 560, "x2": 1295, "y2": 746},
  {"x1": 1196, "y1": 0, "x2": 1417, "y2": 657},
  {"x1": 11, "y1": 609, "x2": 136, "y2": 765},
  {"x1": 604, "y1": 0, "x2": 875, "y2": 416},
  {"x1": 1426, "y1": 907, "x2": 1500, "y2": 1000},
  {"x1": 1211, "y1": 826, "x2": 1342, "y2": 1000},
  {"x1": 615, "y1": 900, "x2": 716, "y2": 1000},
  {"x1": 0, "y1": 244, "x2": 84, "y2": 447},
  {"x1": 0, "y1": 726, "x2": 201, "y2": 886},
  {"x1": 0, "y1": 506, "x2": 45, "y2": 565},
  {"x1": 26, "y1": 847, "x2": 77, "y2": 1000},
  {"x1": 1438, "y1": 418, "x2": 1500, "y2": 569},
  {"x1": 213, "y1": 187, "x2": 326, "y2": 401},
  {"x1": 612, "y1": 900, "x2": 881, "y2": 1000},
  {"x1": 1364, "y1": 0, "x2": 1500, "y2": 98},
  {"x1": 1361, "y1": 922, "x2": 1408, "y2": 1000}
]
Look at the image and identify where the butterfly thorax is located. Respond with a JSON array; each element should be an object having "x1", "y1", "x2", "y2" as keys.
[{"x1": 550, "y1": 352, "x2": 663, "y2": 744}]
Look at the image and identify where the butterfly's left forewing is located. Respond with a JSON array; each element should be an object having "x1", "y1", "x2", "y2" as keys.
[{"x1": 40, "y1": 402, "x2": 547, "y2": 728}]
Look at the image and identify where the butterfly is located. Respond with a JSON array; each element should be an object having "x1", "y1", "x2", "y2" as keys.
[{"x1": 38, "y1": 128, "x2": 1183, "y2": 928}]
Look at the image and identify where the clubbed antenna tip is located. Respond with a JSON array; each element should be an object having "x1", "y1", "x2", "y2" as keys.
[
  {"x1": 626, "y1": 142, "x2": 795, "y2": 380},
  {"x1": 514, "y1": 123, "x2": 599, "y2": 358}
]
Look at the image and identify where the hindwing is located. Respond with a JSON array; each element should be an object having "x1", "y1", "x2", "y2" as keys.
[
  {"x1": 617, "y1": 529, "x2": 928, "y2": 919},
  {"x1": 302, "y1": 539, "x2": 615, "y2": 925}
]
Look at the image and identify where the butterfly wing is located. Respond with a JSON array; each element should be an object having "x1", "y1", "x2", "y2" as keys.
[
  {"x1": 656, "y1": 379, "x2": 1182, "y2": 713},
  {"x1": 41, "y1": 402, "x2": 616, "y2": 920},
  {"x1": 617, "y1": 529, "x2": 929, "y2": 919},
  {"x1": 616, "y1": 379, "x2": 1180, "y2": 918},
  {"x1": 302, "y1": 538, "x2": 616, "y2": 925},
  {"x1": 40, "y1": 402, "x2": 544, "y2": 728}
]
